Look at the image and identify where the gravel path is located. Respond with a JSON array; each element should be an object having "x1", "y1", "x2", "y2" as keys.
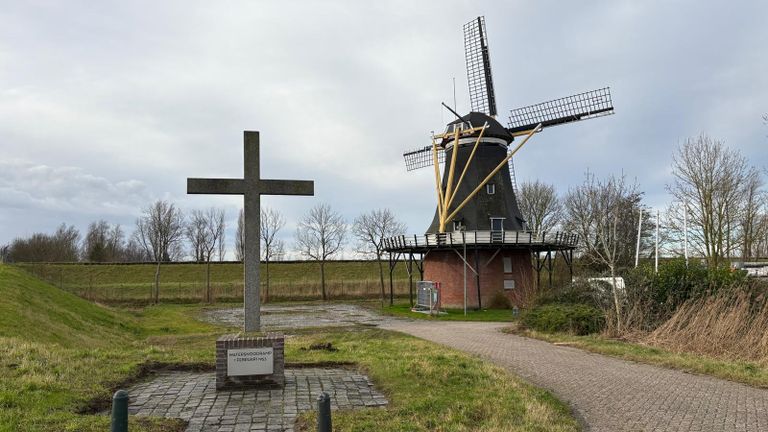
[{"x1": 382, "y1": 320, "x2": 768, "y2": 432}]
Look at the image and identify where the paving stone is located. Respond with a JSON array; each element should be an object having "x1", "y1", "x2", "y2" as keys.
[
  {"x1": 384, "y1": 320, "x2": 768, "y2": 432},
  {"x1": 125, "y1": 368, "x2": 387, "y2": 432},
  {"x1": 201, "y1": 304, "x2": 396, "y2": 330}
]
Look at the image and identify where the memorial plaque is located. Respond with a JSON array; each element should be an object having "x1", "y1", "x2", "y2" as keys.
[
  {"x1": 216, "y1": 334, "x2": 285, "y2": 389},
  {"x1": 227, "y1": 347, "x2": 274, "y2": 376}
]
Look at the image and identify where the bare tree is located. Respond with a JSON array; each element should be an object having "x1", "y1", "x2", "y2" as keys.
[
  {"x1": 518, "y1": 180, "x2": 562, "y2": 233},
  {"x1": 235, "y1": 209, "x2": 245, "y2": 262},
  {"x1": 217, "y1": 226, "x2": 226, "y2": 262},
  {"x1": 666, "y1": 134, "x2": 758, "y2": 268},
  {"x1": 122, "y1": 236, "x2": 151, "y2": 262},
  {"x1": 295, "y1": 203, "x2": 346, "y2": 301},
  {"x1": 564, "y1": 172, "x2": 642, "y2": 333},
  {"x1": 738, "y1": 172, "x2": 766, "y2": 260},
  {"x1": 0, "y1": 244, "x2": 10, "y2": 263},
  {"x1": 352, "y1": 208, "x2": 407, "y2": 305},
  {"x1": 186, "y1": 208, "x2": 225, "y2": 302},
  {"x1": 135, "y1": 200, "x2": 185, "y2": 304},
  {"x1": 82, "y1": 220, "x2": 125, "y2": 262},
  {"x1": 261, "y1": 207, "x2": 286, "y2": 303},
  {"x1": 6, "y1": 223, "x2": 80, "y2": 262}
]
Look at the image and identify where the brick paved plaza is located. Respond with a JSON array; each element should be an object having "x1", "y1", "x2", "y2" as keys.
[
  {"x1": 200, "y1": 304, "x2": 393, "y2": 330},
  {"x1": 384, "y1": 320, "x2": 768, "y2": 432},
  {"x1": 126, "y1": 368, "x2": 387, "y2": 432}
]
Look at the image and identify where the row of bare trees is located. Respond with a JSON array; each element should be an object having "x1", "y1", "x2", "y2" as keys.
[
  {"x1": 519, "y1": 134, "x2": 767, "y2": 269},
  {"x1": 518, "y1": 133, "x2": 766, "y2": 332},
  {"x1": 233, "y1": 204, "x2": 406, "y2": 302},
  {"x1": 0, "y1": 198, "x2": 407, "y2": 305},
  {"x1": 666, "y1": 134, "x2": 766, "y2": 266}
]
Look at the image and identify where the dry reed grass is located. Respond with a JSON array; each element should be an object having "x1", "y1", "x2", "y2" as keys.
[{"x1": 647, "y1": 285, "x2": 768, "y2": 364}]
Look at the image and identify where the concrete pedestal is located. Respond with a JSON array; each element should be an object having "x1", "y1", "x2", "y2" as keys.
[{"x1": 215, "y1": 334, "x2": 285, "y2": 390}]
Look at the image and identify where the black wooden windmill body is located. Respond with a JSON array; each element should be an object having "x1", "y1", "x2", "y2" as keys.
[
  {"x1": 403, "y1": 16, "x2": 614, "y2": 235},
  {"x1": 384, "y1": 16, "x2": 614, "y2": 310}
]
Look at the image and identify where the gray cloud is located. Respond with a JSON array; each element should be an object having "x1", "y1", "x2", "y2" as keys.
[{"x1": 1, "y1": 0, "x2": 767, "y2": 254}]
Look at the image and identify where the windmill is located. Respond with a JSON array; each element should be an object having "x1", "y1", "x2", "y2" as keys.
[{"x1": 403, "y1": 16, "x2": 614, "y2": 235}]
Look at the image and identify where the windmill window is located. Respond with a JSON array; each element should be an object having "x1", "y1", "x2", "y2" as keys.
[
  {"x1": 504, "y1": 279, "x2": 515, "y2": 290},
  {"x1": 453, "y1": 220, "x2": 465, "y2": 231},
  {"x1": 503, "y1": 257, "x2": 512, "y2": 273},
  {"x1": 490, "y1": 218, "x2": 504, "y2": 232},
  {"x1": 486, "y1": 183, "x2": 496, "y2": 195}
]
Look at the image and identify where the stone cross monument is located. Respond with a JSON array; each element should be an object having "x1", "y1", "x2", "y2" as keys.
[{"x1": 187, "y1": 131, "x2": 313, "y2": 332}]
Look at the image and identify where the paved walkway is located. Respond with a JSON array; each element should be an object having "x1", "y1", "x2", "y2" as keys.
[
  {"x1": 383, "y1": 321, "x2": 768, "y2": 432},
  {"x1": 127, "y1": 368, "x2": 387, "y2": 432},
  {"x1": 201, "y1": 304, "x2": 394, "y2": 330}
]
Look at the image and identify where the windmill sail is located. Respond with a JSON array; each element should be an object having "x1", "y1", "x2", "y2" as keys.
[
  {"x1": 508, "y1": 87, "x2": 614, "y2": 134},
  {"x1": 403, "y1": 145, "x2": 445, "y2": 171},
  {"x1": 464, "y1": 16, "x2": 497, "y2": 116}
]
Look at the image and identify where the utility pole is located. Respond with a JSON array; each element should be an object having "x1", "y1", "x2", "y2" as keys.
[
  {"x1": 655, "y1": 210, "x2": 660, "y2": 273},
  {"x1": 683, "y1": 203, "x2": 689, "y2": 266},
  {"x1": 634, "y1": 210, "x2": 643, "y2": 268}
]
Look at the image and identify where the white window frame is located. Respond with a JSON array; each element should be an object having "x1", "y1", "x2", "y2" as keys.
[
  {"x1": 490, "y1": 217, "x2": 504, "y2": 232},
  {"x1": 503, "y1": 256, "x2": 512, "y2": 273},
  {"x1": 486, "y1": 183, "x2": 496, "y2": 195},
  {"x1": 453, "y1": 220, "x2": 464, "y2": 232},
  {"x1": 504, "y1": 279, "x2": 515, "y2": 290}
]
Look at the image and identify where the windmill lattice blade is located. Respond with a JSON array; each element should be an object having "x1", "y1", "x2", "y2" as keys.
[
  {"x1": 403, "y1": 145, "x2": 445, "y2": 171},
  {"x1": 464, "y1": 16, "x2": 497, "y2": 116},
  {"x1": 508, "y1": 87, "x2": 614, "y2": 133},
  {"x1": 507, "y1": 156, "x2": 519, "y2": 197}
]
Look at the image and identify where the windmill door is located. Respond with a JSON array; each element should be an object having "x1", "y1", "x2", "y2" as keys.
[{"x1": 490, "y1": 218, "x2": 504, "y2": 242}]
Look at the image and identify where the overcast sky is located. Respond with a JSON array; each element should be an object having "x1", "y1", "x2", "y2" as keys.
[{"x1": 1, "y1": 0, "x2": 767, "y2": 258}]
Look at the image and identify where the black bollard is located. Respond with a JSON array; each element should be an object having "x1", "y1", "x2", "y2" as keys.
[
  {"x1": 317, "y1": 392, "x2": 332, "y2": 432},
  {"x1": 111, "y1": 389, "x2": 129, "y2": 432}
]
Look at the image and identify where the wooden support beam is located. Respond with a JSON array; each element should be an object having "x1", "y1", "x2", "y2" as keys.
[
  {"x1": 444, "y1": 124, "x2": 541, "y2": 224},
  {"x1": 445, "y1": 123, "x2": 487, "y2": 211}
]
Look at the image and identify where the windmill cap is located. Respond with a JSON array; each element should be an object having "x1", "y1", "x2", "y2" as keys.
[{"x1": 442, "y1": 112, "x2": 513, "y2": 146}]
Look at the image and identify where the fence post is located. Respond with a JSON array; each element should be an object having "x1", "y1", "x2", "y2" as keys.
[
  {"x1": 111, "y1": 389, "x2": 129, "y2": 432},
  {"x1": 317, "y1": 392, "x2": 332, "y2": 432}
]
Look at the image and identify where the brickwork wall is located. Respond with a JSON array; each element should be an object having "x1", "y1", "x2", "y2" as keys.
[
  {"x1": 215, "y1": 334, "x2": 285, "y2": 389},
  {"x1": 423, "y1": 249, "x2": 535, "y2": 309}
]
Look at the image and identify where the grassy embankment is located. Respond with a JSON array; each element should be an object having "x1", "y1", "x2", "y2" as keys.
[
  {"x1": 15, "y1": 261, "x2": 413, "y2": 304},
  {"x1": 1, "y1": 264, "x2": 579, "y2": 431}
]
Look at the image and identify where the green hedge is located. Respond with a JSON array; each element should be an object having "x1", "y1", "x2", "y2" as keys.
[{"x1": 522, "y1": 303, "x2": 604, "y2": 335}]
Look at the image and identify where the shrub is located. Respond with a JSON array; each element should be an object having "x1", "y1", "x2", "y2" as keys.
[
  {"x1": 622, "y1": 259, "x2": 748, "y2": 330},
  {"x1": 521, "y1": 303, "x2": 604, "y2": 335},
  {"x1": 488, "y1": 290, "x2": 511, "y2": 309},
  {"x1": 535, "y1": 278, "x2": 598, "y2": 307}
]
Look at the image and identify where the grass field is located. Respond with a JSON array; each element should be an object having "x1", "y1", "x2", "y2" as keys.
[
  {"x1": 15, "y1": 261, "x2": 415, "y2": 304},
  {"x1": 0, "y1": 264, "x2": 580, "y2": 431},
  {"x1": 381, "y1": 302, "x2": 518, "y2": 322}
]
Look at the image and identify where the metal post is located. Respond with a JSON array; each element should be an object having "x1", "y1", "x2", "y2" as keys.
[
  {"x1": 388, "y1": 252, "x2": 394, "y2": 306},
  {"x1": 634, "y1": 209, "x2": 642, "y2": 268},
  {"x1": 111, "y1": 389, "x2": 129, "y2": 432},
  {"x1": 317, "y1": 392, "x2": 332, "y2": 432},
  {"x1": 474, "y1": 248, "x2": 481, "y2": 309},
  {"x1": 655, "y1": 210, "x2": 660, "y2": 273},
  {"x1": 684, "y1": 203, "x2": 689, "y2": 266},
  {"x1": 408, "y1": 253, "x2": 414, "y2": 307},
  {"x1": 463, "y1": 238, "x2": 467, "y2": 316}
]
